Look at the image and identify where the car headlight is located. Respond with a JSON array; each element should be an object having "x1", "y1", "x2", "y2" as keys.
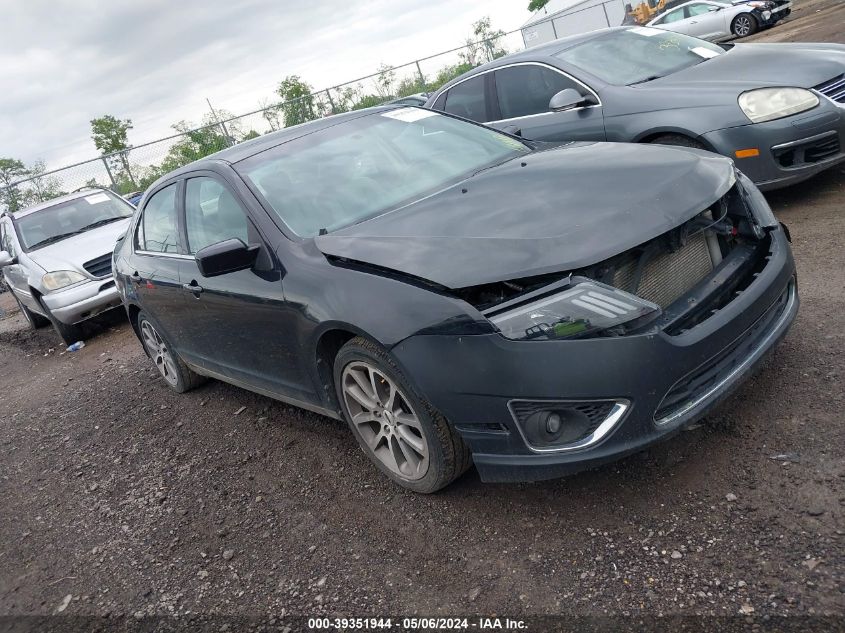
[
  {"x1": 488, "y1": 280, "x2": 660, "y2": 341},
  {"x1": 746, "y1": 1, "x2": 772, "y2": 8},
  {"x1": 738, "y1": 88, "x2": 819, "y2": 124},
  {"x1": 736, "y1": 170, "x2": 778, "y2": 230},
  {"x1": 42, "y1": 270, "x2": 86, "y2": 291}
]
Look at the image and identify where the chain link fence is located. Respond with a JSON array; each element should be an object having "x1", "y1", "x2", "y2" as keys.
[{"x1": 0, "y1": 27, "x2": 528, "y2": 213}]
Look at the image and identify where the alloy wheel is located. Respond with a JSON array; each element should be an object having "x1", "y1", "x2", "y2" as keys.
[
  {"x1": 140, "y1": 320, "x2": 179, "y2": 387},
  {"x1": 735, "y1": 16, "x2": 752, "y2": 36},
  {"x1": 341, "y1": 361, "x2": 429, "y2": 481}
]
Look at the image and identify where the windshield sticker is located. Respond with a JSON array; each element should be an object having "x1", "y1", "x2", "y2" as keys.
[
  {"x1": 381, "y1": 108, "x2": 438, "y2": 122},
  {"x1": 629, "y1": 26, "x2": 663, "y2": 37},
  {"x1": 84, "y1": 192, "x2": 111, "y2": 204},
  {"x1": 691, "y1": 46, "x2": 720, "y2": 59}
]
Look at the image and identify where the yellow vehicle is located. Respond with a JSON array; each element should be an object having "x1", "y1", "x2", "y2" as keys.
[{"x1": 627, "y1": 0, "x2": 668, "y2": 24}]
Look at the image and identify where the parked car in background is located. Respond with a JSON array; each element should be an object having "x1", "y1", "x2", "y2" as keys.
[
  {"x1": 0, "y1": 188, "x2": 133, "y2": 344},
  {"x1": 424, "y1": 27, "x2": 845, "y2": 190},
  {"x1": 115, "y1": 106, "x2": 796, "y2": 492},
  {"x1": 124, "y1": 191, "x2": 143, "y2": 206},
  {"x1": 385, "y1": 92, "x2": 430, "y2": 106},
  {"x1": 648, "y1": 0, "x2": 791, "y2": 40}
]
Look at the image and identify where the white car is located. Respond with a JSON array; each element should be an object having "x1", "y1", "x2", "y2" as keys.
[{"x1": 647, "y1": 0, "x2": 792, "y2": 41}]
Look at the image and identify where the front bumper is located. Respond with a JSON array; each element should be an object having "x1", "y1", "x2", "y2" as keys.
[
  {"x1": 391, "y1": 228, "x2": 797, "y2": 482},
  {"x1": 702, "y1": 99, "x2": 845, "y2": 190},
  {"x1": 41, "y1": 278, "x2": 122, "y2": 325}
]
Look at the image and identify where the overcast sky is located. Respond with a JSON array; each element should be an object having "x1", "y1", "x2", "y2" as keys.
[{"x1": 0, "y1": 0, "x2": 531, "y2": 171}]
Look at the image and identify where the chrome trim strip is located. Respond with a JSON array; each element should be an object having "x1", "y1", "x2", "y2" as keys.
[
  {"x1": 182, "y1": 360, "x2": 343, "y2": 420},
  {"x1": 134, "y1": 250, "x2": 195, "y2": 260},
  {"x1": 507, "y1": 399, "x2": 629, "y2": 454},
  {"x1": 771, "y1": 129, "x2": 837, "y2": 151},
  {"x1": 655, "y1": 282, "x2": 797, "y2": 427}
]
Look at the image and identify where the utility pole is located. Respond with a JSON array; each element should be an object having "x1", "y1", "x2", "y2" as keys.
[{"x1": 206, "y1": 98, "x2": 233, "y2": 147}]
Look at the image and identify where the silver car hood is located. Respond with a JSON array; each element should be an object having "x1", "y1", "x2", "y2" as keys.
[{"x1": 26, "y1": 219, "x2": 131, "y2": 276}]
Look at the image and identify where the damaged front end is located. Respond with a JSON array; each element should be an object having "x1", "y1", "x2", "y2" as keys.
[{"x1": 454, "y1": 171, "x2": 785, "y2": 341}]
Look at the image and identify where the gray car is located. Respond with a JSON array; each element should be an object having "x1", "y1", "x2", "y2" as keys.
[
  {"x1": 0, "y1": 189, "x2": 133, "y2": 344},
  {"x1": 424, "y1": 27, "x2": 845, "y2": 190}
]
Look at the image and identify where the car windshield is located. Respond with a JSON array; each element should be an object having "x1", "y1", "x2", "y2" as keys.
[
  {"x1": 555, "y1": 28, "x2": 725, "y2": 86},
  {"x1": 15, "y1": 190, "x2": 133, "y2": 250},
  {"x1": 236, "y1": 109, "x2": 530, "y2": 237}
]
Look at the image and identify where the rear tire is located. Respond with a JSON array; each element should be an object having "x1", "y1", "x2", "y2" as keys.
[
  {"x1": 137, "y1": 311, "x2": 206, "y2": 393},
  {"x1": 334, "y1": 336, "x2": 471, "y2": 493},
  {"x1": 14, "y1": 293, "x2": 49, "y2": 329},
  {"x1": 732, "y1": 13, "x2": 758, "y2": 37},
  {"x1": 648, "y1": 134, "x2": 707, "y2": 150}
]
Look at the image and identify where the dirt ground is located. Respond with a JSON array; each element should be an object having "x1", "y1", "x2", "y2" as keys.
[{"x1": 1, "y1": 6, "x2": 844, "y2": 630}]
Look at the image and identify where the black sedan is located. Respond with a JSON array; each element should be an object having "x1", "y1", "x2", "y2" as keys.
[{"x1": 114, "y1": 107, "x2": 798, "y2": 492}]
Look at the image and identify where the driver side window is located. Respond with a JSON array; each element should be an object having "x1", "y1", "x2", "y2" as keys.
[
  {"x1": 184, "y1": 177, "x2": 250, "y2": 254},
  {"x1": 494, "y1": 65, "x2": 584, "y2": 120},
  {"x1": 660, "y1": 7, "x2": 687, "y2": 23},
  {"x1": 0, "y1": 221, "x2": 15, "y2": 256},
  {"x1": 687, "y1": 3, "x2": 714, "y2": 16}
]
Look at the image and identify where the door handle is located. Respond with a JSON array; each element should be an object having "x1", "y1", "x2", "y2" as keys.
[
  {"x1": 129, "y1": 272, "x2": 142, "y2": 283},
  {"x1": 182, "y1": 282, "x2": 204, "y2": 294}
]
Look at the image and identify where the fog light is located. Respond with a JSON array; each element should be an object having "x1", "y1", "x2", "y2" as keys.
[
  {"x1": 762, "y1": 10, "x2": 771, "y2": 19},
  {"x1": 546, "y1": 412, "x2": 562, "y2": 434},
  {"x1": 509, "y1": 400, "x2": 630, "y2": 452}
]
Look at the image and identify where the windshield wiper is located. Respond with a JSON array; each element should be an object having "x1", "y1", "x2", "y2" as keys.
[
  {"x1": 76, "y1": 216, "x2": 132, "y2": 232},
  {"x1": 28, "y1": 231, "x2": 85, "y2": 249},
  {"x1": 627, "y1": 75, "x2": 663, "y2": 86}
]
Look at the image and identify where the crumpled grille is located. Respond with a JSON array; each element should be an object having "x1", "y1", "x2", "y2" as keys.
[{"x1": 612, "y1": 232, "x2": 714, "y2": 309}]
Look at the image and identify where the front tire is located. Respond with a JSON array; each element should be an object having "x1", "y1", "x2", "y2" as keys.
[
  {"x1": 334, "y1": 336, "x2": 471, "y2": 493},
  {"x1": 13, "y1": 293, "x2": 49, "y2": 329},
  {"x1": 36, "y1": 296, "x2": 86, "y2": 346},
  {"x1": 137, "y1": 311, "x2": 205, "y2": 393},
  {"x1": 732, "y1": 13, "x2": 758, "y2": 37}
]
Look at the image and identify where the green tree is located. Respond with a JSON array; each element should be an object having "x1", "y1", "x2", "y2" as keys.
[
  {"x1": 276, "y1": 75, "x2": 317, "y2": 127},
  {"x1": 469, "y1": 17, "x2": 507, "y2": 64},
  {"x1": 90, "y1": 115, "x2": 136, "y2": 188},
  {"x1": 395, "y1": 75, "x2": 425, "y2": 98},
  {"x1": 159, "y1": 118, "x2": 230, "y2": 173},
  {"x1": 0, "y1": 158, "x2": 29, "y2": 212},
  {"x1": 351, "y1": 94, "x2": 385, "y2": 110},
  {"x1": 528, "y1": 0, "x2": 550, "y2": 11},
  {"x1": 24, "y1": 160, "x2": 63, "y2": 204},
  {"x1": 427, "y1": 62, "x2": 476, "y2": 92},
  {"x1": 374, "y1": 64, "x2": 396, "y2": 99}
]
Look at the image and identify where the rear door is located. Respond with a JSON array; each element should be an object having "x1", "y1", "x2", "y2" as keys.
[
  {"x1": 489, "y1": 63, "x2": 605, "y2": 142},
  {"x1": 175, "y1": 172, "x2": 307, "y2": 401}
]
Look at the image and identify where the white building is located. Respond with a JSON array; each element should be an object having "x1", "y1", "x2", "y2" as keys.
[{"x1": 521, "y1": 0, "x2": 631, "y2": 48}]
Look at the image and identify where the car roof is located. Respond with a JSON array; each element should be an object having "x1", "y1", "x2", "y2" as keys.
[
  {"x1": 430, "y1": 27, "x2": 626, "y2": 94},
  {"x1": 8, "y1": 188, "x2": 118, "y2": 219}
]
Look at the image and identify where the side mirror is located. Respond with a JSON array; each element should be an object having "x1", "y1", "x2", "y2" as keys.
[
  {"x1": 501, "y1": 124, "x2": 523, "y2": 137},
  {"x1": 549, "y1": 88, "x2": 588, "y2": 112},
  {"x1": 0, "y1": 250, "x2": 16, "y2": 268},
  {"x1": 195, "y1": 238, "x2": 259, "y2": 278}
]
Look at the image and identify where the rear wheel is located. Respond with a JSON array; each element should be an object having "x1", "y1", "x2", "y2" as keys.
[
  {"x1": 648, "y1": 134, "x2": 707, "y2": 150},
  {"x1": 13, "y1": 293, "x2": 49, "y2": 329},
  {"x1": 334, "y1": 336, "x2": 471, "y2": 493},
  {"x1": 138, "y1": 312, "x2": 205, "y2": 393},
  {"x1": 732, "y1": 13, "x2": 758, "y2": 37}
]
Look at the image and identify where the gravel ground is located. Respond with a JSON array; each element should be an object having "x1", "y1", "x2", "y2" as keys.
[{"x1": 1, "y1": 8, "x2": 844, "y2": 631}]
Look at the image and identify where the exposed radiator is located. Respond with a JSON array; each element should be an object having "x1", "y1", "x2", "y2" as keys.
[{"x1": 612, "y1": 232, "x2": 714, "y2": 308}]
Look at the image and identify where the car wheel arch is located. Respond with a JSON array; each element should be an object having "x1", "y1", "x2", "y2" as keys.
[
  {"x1": 636, "y1": 129, "x2": 715, "y2": 151},
  {"x1": 313, "y1": 325, "x2": 379, "y2": 412}
]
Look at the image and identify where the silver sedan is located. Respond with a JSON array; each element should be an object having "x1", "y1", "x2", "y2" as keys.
[{"x1": 647, "y1": 0, "x2": 791, "y2": 41}]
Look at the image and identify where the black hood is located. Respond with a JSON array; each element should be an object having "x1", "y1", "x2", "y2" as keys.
[{"x1": 315, "y1": 142, "x2": 735, "y2": 289}]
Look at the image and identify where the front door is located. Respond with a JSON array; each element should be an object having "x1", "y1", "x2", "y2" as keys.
[
  {"x1": 489, "y1": 63, "x2": 606, "y2": 142},
  {"x1": 175, "y1": 174, "x2": 308, "y2": 401}
]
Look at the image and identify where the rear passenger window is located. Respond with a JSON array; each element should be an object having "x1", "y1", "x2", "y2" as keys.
[
  {"x1": 137, "y1": 184, "x2": 180, "y2": 254},
  {"x1": 444, "y1": 75, "x2": 488, "y2": 122},
  {"x1": 184, "y1": 177, "x2": 250, "y2": 254},
  {"x1": 494, "y1": 65, "x2": 583, "y2": 120}
]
